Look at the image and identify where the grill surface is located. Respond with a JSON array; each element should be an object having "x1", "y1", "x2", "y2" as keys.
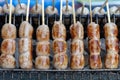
[{"x1": 0, "y1": 14, "x2": 120, "y2": 80}]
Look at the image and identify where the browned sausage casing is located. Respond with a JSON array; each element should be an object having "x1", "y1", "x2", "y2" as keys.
[
  {"x1": 53, "y1": 53, "x2": 68, "y2": 69},
  {"x1": 1, "y1": 39, "x2": 16, "y2": 55},
  {"x1": 35, "y1": 56, "x2": 50, "y2": 69},
  {"x1": 19, "y1": 51, "x2": 33, "y2": 69},
  {"x1": 105, "y1": 53, "x2": 119, "y2": 69},
  {"x1": 70, "y1": 54, "x2": 84, "y2": 69},
  {"x1": 105, "y1": 37, "x2": 119, "y2": 69},
  {"x1": 36, "y1": 41, "x2": 50, "y2": 56},
  {"x1": 87, "y1": 22, "x2": 100, "y2": 39},
  {"x1": 104, "y1": 23, "x2": 118, "y2": 38},
  {"x1": 19, "y1": 38, "x2": 32, "y2": 54},
  {"x1": 52, "y1": 38, "x2": 67, "y2": 54},
  {"x1": 0, "y1": 54, "x2": 16, "y2": 68},
  {"x1": 36, "y1": 25, "x2": 49, "y2": 41},
  {"x1": 88, "y1": 39, "x2": 102, "y2": 69},
  {"x1": 1, "y1": 23, "x2": 16, "y2": 39},
  {"x1": 90, "y1": 55, "x2": 102, "y2": 69},
  {"x1": 19, "y1": 21, "x2": 33, "y2": 39},
  {"x1": 88, "y1": 39, "x2": 101, "y2": 54},
  {"x1": 71, "y1": 39, "x2": 84, "y2": 54},
  {"x1": 70, "y1": 21, "x2": 84, "y2": 40},
  {"x1": 105, "y1": 37, "x2": 119, "y2": 52},
  {"x1": 52, "y1": 21, "x2": 66, "y2": 40}
]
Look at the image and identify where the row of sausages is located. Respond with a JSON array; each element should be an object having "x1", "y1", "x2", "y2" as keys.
[
  {"x1": 0, "y1": 3, "x2": 120, "y2": 15},
  {"x1": 0, "y1": 19, "x2": 119, "y2": 69}
]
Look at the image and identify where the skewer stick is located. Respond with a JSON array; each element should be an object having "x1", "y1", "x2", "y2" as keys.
[
  {"x1": 72, "y1": 0, "x2": 76, "y2": 24},
  {"x1": 9, "y1": 0, "x2": 12, "y2": 24},
  {"x1": 52, "y1": 0, "x2": 55, "y2": 11},
  {"x1": 89, "y1": 0, "x2": 92, "y2": 23},
  {"x1": 60, "y1": 0, "x2": 62, "y2": 22},
  {"x1": 26, "y1": 0, "x2": 30, "y2": 22},
  {"x1": 106, "y1": 0, "x2": 111, "y2": 23},
  {"x1": 65, "y1": 0, "x2": 68, "y2": 11},
  {"x1": 18, "y1": 0, "x2": 22, "y2": 9},
  {"x1": 35, "y1": 0, "x2": 38, "y2": 10},
  {"x1": 42, "y1": 0, "x2": 45, "y2": 25},
  {"x1": 98, "y1": 0, "x2": 107, "y2": 12},
  {"x1": 5, "y1": 0, "x2": 9, "y2": 8},
  {"x1": 81, "y1": 3, "x2": 85, "y2": 15}
]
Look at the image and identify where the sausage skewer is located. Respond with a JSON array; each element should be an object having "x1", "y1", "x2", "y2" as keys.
[
  {"x1": 35, "y1": 0, "x2": 50, "y2": 70},
  {"x1": 31, "y1": 0, "x2": 42, "y2": 14},
  {"x1": 46, "y1": 0, "x2": 58, "y2": 15},
  {"x1": 18, "y1": 0, "x2": 33, "y2": 69},
  {"x1": 52, "y1": 0, "x2": 66, "y2": 40},
  {"x1": 53, "y1": 0, "x2": 68, "y2": 70},
  {"x1": 104, "y1": 0, "x2": 119, "y2": 69},
  {"x1": 87, "y1": 0, "x2": 102, "y2": 69},
  {"x1": 3, "y1": 0, "x2": 15, "y2": 14},
  {"x1": 70, "y1": 0, "x2": 85, "y2": 70},
  {"x1": 76, "y1": 3, "x2": 89, "y2": 15},
  {"x1": 0, "y1": 0, "x2": 16, "y2": 69},
  {"x1": 15, "y1": 0, "x2": 27, "y2": 14},
  {"x1": 62, "y1": 0, "x2": 72, "y2": 15}
]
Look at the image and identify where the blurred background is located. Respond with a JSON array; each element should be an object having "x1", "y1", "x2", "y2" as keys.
[{"x1": 0, "y1": 0, "x2": 119, "y2": 14}]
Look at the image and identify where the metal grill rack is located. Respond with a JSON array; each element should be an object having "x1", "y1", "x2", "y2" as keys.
[{"x1": 0, "y1": 14, "x2": 120, "y2": 80}]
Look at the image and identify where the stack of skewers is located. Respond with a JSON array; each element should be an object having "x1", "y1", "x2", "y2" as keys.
[
  {"x1": 18, "y1": 0, "x2": 33, "y2": 69},
  {"x1": 0, "y1": 0, "x2": 119, "y2": 70},
  {"x1": 0, "y1": 0, "x2": 16, "y2": 68}
]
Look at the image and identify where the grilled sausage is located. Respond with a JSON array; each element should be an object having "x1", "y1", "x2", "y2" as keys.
[
  {"x1": 71, "y1": 39, "x2": 84, "y2": 54},
  {"x1": 105, "y1": 53, "x2": 119, "y2": 69},
  {"x1": 36, "y1": 41, "x2": 50, "y2": 56},
  {"x1": 88, "y1": 39, "x2": 101, "y2": 54},
  {"x1": 93, "y1": 7, "x2": 105, "y2": 15},
  {"x1": 3, "y1": 4, "x2": 15, "y2": 14},
  {"x1": 87, "y1": 22, "x2": 100, "y2": 39},
  {"x1": 19, "y1": 38, "x2": 32, "y2": 54},
  {"x1": 35, "y1": 56, "x2": 50, "y2": 69},
  {"x1": 19, "y1": 21, "x2": 33, "y2": 38},
  {"x1": 88, "y1": 39, "x2": 102, "y2": 69},
  {"x1": 0, "y1": 54, "x2": 16, "y2": 68},
  {"x1": 105, "y1": 37, "x2": 119, "y2": 69},
  {"x1": 76, "y1": 7, "x2": 89, "y2": 15},
  {"x1": 1, "y1": 23, "x2": 16, "y2": 39},
  {"x1": 52, "y1": 21, "x2": 66, "y2": 40},
  {"x1": 19, "y1": 51, "x2": 33, "y2": 69},
  {"x1": 62, "y1": 5, "x2": 72, "y2": 15},
  {"x1": 104, "y1": 22, "x2": 118, "y2": 38},
  {"x1": 36, "y1": 24, "x2": 49, "y2": 41},
  {"x1": 52, "y1": 38, "x2": 67, "y2": 54},
  {"x1": 1, "y1": 39, "x2": 16, "y2": 55},
  {"x1": 53, "y1": 53, "x2": 68, "y2": 69},
  {"x1": 31, "y1": 4, "x2": 42, "y2": 14},
  {"x1": 105, "y1": 37, "x2": 119, "y2": 52},
  {"x1": 15, "y1": 3, "x2": 27, "y2": 14},
  {"x1": 70, "y1": 54, "x2": 84, "y2": 69},
  {"x1": 90, "y1": 54, "x2": 102, "y2": 69},
  {"x1": 46, "y1": 6, "x2": 58, "y2": 15},
  {"x1": 70, "y1": 21, "x2": 84, "y2": 40}
]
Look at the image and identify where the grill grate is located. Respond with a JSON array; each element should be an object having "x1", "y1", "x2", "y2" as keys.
[
  {"x1": 0, "y1": 70, "x2": 120, "y2": 80},
  {"x1": 0, "y1": 14, "x2": 120, "y2": 80}
]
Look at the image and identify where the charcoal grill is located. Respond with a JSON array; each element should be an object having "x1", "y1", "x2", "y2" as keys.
[{"x1": 0, "y1": 14, "x2": 120, "y2": 80}]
